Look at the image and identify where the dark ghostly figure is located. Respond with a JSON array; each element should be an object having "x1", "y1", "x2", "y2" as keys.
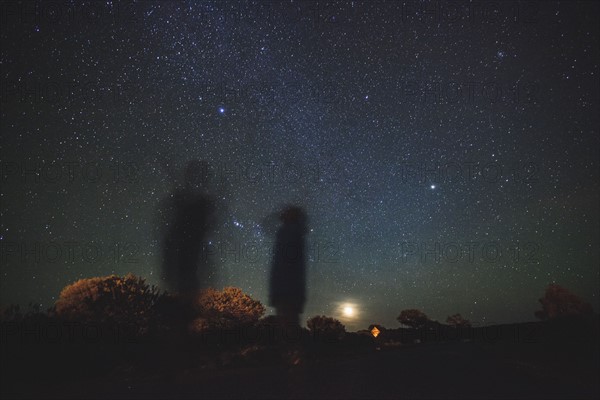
[
  {"x1": 160, "y1": 160, "x2": 215, "y2": 295},
  {"x1": 269, "y1": 206, "x2": 308, "y2": 327}
]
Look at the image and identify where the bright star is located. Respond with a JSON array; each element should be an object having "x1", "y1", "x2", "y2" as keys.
[
  {"x1": 218, "y1": 107, "x2": 225, "y2": 114},
  {"x1": 430, "y1": 184, "x2": 436, "y2": 189}
]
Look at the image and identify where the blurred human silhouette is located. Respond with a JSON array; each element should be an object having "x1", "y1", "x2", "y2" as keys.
[
  {"x1": 269, "y1": 206, "x2": 308, "y2": 327},
  {"x1": 158, "y1": 160, "x2": 216, "y2": 296}
]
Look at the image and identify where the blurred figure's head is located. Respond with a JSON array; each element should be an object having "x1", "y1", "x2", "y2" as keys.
[{"x1": 279, "y1": 206, "x2": 308, "y2": 230}]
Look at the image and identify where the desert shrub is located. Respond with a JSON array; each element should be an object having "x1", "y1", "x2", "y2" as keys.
[
  {"x1": 535, "y1": 284, "x2": 594, "y2": 321},
  {"x1": 0, "y1": 303, "x2": 54, "y2": 323},
  {"x1": 397, "y1": 309, "x2": 431, "y2": 329},
  {"x1": 191, "y1": 287, "x2": 265, "y2": 332},
  {"x1": 55, "y1": 274, "x2": 163, "y2": 335},
  {"x1": 0, "y1": 304, "x2": 24, "y2": 322},
  {"x1": 307, "y1": 315, "x2": 346, "y2": 341},
  {"x1": 446, "y1": 313, "x2": 471, "y2": 328},
  {"x1": 188, "y1": 316, "x2": 212, "y2": 334}
]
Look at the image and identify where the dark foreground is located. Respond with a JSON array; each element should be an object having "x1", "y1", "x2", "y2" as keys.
[{"x1": 3, "y1": 338, "x2": 599, "y2": 400}]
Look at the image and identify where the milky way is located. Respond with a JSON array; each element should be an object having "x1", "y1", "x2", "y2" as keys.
[{"x1": 1, "y1": 1, "x2": 598, "y2": 330}]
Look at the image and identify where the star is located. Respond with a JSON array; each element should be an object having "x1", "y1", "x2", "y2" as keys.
[{"x1": 1, "y1": 0, "x2": 597, "y2": 332}]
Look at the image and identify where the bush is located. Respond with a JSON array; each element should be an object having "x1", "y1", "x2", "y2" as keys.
[
  {"x1": 191, "y1": 287, "x2": 265, "y2": 332},
  {"x1": 188, "y1": 316, "x2": 212, "y2": 334},
  {"x1": 55, "y1": 274, "x2": 163, "y2": 335},
  {"x1": 307, "y1": 315, "x2": 346, "y2": 341},
  {"x1": 0, "y1": 304, "x2": 27, "y2": 322},
  {"x1": 535, "y1": 284, "x2": 593, "y2": 321},
  {"x1": 397, "y1": 309, "x2": 431, "y2": 329},
  {"x1": 446, "y1": 313, "x2": 471, "y2": 328}
]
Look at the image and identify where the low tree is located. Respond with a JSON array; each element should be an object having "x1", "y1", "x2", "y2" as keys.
[
  {"x1": 0, "y1": 304, "x2": 24, "y2": 322},
  {"x1": 55, "y1": 274, "x2": 163, "y2": 335},
  {"x1": 191, "y1": 287, "x2": 265, "y2": 331},
  {"x1": 535, "y1": 284, "x2": 593, "y2": 320},
  {"x1": 397, "y1": 309, "x2": 431, "y2": 329},
  {"x1": 446, "y1": 313, "x2": 471, "y2": 328},
  {"x1": 307, "y1": 315, "x2": 346, "y2": 341}
]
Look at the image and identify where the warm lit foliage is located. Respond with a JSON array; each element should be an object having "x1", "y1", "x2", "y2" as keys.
[
  {"x1": 55, "y1": 274, "x2": 162, "y2": 333},
  {"x1": 306, "y1": 315, "x2": 346, "y2": 340},
  {"x1": 188, "y1": 316, "x2": 212, "y2": 333},
  {"x1": 397, "y1": 309, "x2": 431, "y2": 329},
  {"x1": 446, "y1": 313, "x2": 471, "y2": 328},
  {"x1": 194, "y1": 287, "x2": 265, "y2": 328},
  {"x1": 535, "y1": 284, "x2": 593, "y2": 320}
]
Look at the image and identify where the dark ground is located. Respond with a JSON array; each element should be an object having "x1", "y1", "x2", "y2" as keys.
[{"x1": 4, "y1": 339, "x2": 598, "y2": 400}]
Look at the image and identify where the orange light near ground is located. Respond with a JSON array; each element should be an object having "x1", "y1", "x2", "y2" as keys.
[{"x1": 371, "y1": 327, "x2": 380, "y2": 337}]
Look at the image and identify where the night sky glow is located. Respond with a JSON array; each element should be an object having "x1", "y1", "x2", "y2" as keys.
[{"x1": 1, "y1": 1, "x2": 599, "y2": 331}]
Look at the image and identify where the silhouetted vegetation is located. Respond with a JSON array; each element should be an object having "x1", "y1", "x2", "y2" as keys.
[
  {"x1": 1, "y1": 278, "x2": 598, "y2": 399},
  {"x1": 446, "y1": 313, "x2": 472, "y2": 327},
  {"x1": 306, "y1": 315, "x2": 346, "y2": 342},
  {"x1": 535, "y1": 283, "x2": 594, "y2": 321},
  {"x1": 189, "y1": 286, "x2": 265, "y2": 332},
  {"x1": 397, "y1": 309, "x2": 432, "y2": 329},
  {"x1": 55, "y1": 274, "x2": 164, "y2": 336}
]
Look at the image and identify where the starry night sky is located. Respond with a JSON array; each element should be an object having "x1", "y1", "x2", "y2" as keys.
[{"x1": 1, "y1": 1, "x2": 599, "y2": 330}]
